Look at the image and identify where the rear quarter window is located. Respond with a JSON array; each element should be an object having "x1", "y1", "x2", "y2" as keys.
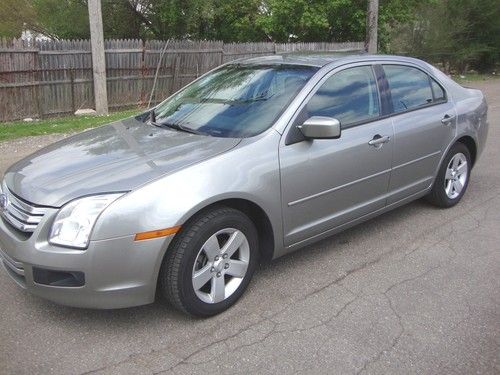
[{"x1": 430, "y1": 78, "x2": 446, "y2": 102}]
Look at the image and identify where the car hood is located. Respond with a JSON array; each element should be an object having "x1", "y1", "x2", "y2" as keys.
[{"x1": 4, "y1": 116, "x2": 240, "y2": 207}]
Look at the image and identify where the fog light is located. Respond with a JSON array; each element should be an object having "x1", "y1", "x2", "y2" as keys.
[{"x1": 32, "y1": 268, "x2": 85, "y2": 287}]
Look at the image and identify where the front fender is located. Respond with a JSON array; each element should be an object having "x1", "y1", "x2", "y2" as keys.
[{"x1": 92, "y1": 131, "x2": 283, "y2": 251}]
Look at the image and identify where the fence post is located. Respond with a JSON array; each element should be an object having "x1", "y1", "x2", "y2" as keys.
[
  {"x1": 172, "y1": 55, "x2": 180, "y2": 95},
  {"x1": 70, "y1": 69, "x2": 76, "y2": 113},
  {"x1": 33, "y1": 47, "x2": 44, "y2": 119},
  {"x1": 140, "y1": 40, "x2": 146, "y2": 105}
]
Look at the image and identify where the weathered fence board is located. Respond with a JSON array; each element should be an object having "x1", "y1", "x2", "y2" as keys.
[{"x1": 0, "y1": 38, "x2": 363, "y2": 122}]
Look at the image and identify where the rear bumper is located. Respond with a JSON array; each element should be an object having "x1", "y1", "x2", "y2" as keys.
[{"x1": 0, "y1": 211, "x2": 173, "y2": 309}]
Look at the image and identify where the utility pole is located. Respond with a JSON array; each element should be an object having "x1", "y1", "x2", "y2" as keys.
[
  {"x1": 365, "y1": 0, "x2": 379, "y2": 54},
  {"x1": 88, "y1": 0, "x2": 108, "y2": 115}
]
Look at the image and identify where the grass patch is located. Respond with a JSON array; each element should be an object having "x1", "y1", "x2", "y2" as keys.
[{"x1": 0, "y1": 108, "x2": 142, "y2": 142}]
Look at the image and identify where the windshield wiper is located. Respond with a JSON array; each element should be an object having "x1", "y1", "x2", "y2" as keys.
[
  {"x1": 195, "y1": 94, "x2": 275, "y2": 105},
  {"x1": 148, "y1": 109, "x2": 203, "y2": 135},
  {"x1": 155, "y1": 121, "x2": 204, "y2": 135},
  {"x1": 163, "y1": 122, "x2": 201, "y2": 135}
]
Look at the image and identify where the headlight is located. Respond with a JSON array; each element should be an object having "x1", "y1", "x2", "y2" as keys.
[{"x1": 49, "y1": 193, "x2": 124, "y2": 249}]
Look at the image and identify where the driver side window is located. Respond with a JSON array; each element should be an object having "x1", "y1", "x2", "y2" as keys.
[{"x1": 307, "y1": 66, "x2": 380, "y2": 127}]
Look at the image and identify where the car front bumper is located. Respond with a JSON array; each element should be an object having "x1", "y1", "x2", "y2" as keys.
[{"x1": 0, "y1": 209, "x2": 173, "y2": 309}]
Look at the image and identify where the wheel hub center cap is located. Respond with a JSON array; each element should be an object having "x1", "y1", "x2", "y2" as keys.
[{"x1": 213, "y1": 259, "x2": 225, "y2": 273}]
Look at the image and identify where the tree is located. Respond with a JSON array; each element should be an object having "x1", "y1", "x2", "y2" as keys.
[
  {"x1": 254, "y1": 0, "x2": 422, "y2": 44},
  {"x1": 388, "y1": 0, "x2": 500, "y2": 72},
  {"x1": 0, "y1": 0, "x2": 39, "y2": 38},
  {"x1": 208, "y1": 0, "x2": 266, "y2": 42},
  {"x1": 31, "y1": 0, "x2": 145, "y2": 39},
  {"x1": 32, "y1": 0, "x2": 89, "y2": 39}
]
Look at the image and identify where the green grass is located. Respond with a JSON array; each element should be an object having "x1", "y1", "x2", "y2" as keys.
[{"x1": 0, "y1": 108, "x2": 142, "y2": 142}]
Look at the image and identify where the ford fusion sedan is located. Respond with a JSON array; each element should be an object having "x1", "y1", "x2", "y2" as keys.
[{"x1": 0, "y1": 54, "x2": 488, "y2": 316}]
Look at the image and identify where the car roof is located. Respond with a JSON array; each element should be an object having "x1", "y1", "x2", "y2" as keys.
[{"x1": 233, "y1": 53, "x2": 427, "y2": 69}]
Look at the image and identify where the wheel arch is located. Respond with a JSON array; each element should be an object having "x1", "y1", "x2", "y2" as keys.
[
  {"x1": 456, "y1": 135, "x2": 477, "y2": 167},
  {"x1": 176, "y1": 198, "x2": 276, "y2": 262},
  {"x1": 429, "y1": 134, "x2": 478, "y2": 196}
]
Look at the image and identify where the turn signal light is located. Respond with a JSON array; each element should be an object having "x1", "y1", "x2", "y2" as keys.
[{"x1": 134, "y1": 226, "x2": 181, "y2": 241}]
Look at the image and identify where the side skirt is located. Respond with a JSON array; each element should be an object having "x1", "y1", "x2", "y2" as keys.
[{"x1": 276, "y1": 187, "x2": 431, "y2": 258}]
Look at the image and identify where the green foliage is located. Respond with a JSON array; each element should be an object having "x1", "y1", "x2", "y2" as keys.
[
  {"x1": 257, "y1": 0, "x2": 330, "y2": 42},
  {"x1": 8, "y1": 0, "x2": 421, "y2": 43},
  {"x1": 1, "y1": 0, "x2": 498, "y2": 70},
  {"x1": 32, "y1": 0, "x2": 89, "y2": 39},
  {"x1": 101, "y1": 1, "x2": 143, "y2": 39},
  {"x1": 0, "y1": 0, "x2": 37, "y2": 38},
  {"x1": 388, "y1": 0, "x2": 500, "y2": 72},
  {"x1": 209, "y1": 0, "x2": 267, "y2": 42}
]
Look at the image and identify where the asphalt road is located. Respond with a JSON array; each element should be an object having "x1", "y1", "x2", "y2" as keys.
[{"x1": 0, "y1": 81, "x2": 499, "y2": 375}]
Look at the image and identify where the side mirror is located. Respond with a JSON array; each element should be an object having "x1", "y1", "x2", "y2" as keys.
[{"x1": 297, "y1": 116, "x2": 341, "y2": 139}]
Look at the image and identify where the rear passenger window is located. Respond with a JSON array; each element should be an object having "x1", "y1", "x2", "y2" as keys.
[
  {"x1": 383, "y1": 65, "x2": 437, "y2": 113},
  {"x1": 307, "y1": 66, "x2": 380, "y2": 126}
]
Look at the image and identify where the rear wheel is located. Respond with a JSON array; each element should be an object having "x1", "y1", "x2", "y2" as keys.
[
  {"x1": 426, "y1": 143, "x2": 471, "y2": 208},
  {"x1": 159, "y1": 206, "x2": 258, "y2": 317}
]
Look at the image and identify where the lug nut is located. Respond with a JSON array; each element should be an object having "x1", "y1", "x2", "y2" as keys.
[
  {"x1": 214, "y1": 256, "x2": 220, "y2": 261},
  {"x1": 210, "y1": 267, "x2": 215, "y2": 272},
  {"x1": 216, "y1": 272, "x2": 222, "y2": 277},
  {"x1": 224, "y1": 263, "x2": 229, "y2": 269},
  {"x1": 223, "y1": 253, "x2": 228, "y2": 259}
]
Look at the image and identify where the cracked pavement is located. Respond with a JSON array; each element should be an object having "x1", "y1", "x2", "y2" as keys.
[{"x1": 1, "y1": 80, "x2": 499, "y2": 375}]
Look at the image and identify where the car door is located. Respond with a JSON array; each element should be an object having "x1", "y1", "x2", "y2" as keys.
[
  {"x1": 279, "y1": 65, "x2": 394, "y2": 247},
  {"x1": 381, "y1": 64, "x2": 457, "y2": 204}
]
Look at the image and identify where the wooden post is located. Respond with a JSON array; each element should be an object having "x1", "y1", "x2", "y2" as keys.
[
  {"x1": 171, "y1": 56, "x2": 181, "y2": 96},
  {"x1": 33, "y1": 48, "x2": 43, "y2": 119},
  {"x1": 140, "y1": 40, "x2": 146, "y2": 105},
  {"x1": 70, "y1": 69, "x2": 76, "y2": 113},
  {"x1": 365, "y1": 0, "x2": 379, "y2": 54},
  {"x1": 88, "y1": 0, "x2": 108, "y2": 115}
]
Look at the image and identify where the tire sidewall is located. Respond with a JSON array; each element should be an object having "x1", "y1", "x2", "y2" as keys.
[
  {"x1": 434, "y1": 143, "x2": 471, "y2": 207},
  {"x1": 176, "y1": 209, "x2": 258, "y2": 316}
]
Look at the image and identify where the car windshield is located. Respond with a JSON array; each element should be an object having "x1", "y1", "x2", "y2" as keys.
[{"x1": 154, "y1": 64, "x2": 319, "y2": 138}]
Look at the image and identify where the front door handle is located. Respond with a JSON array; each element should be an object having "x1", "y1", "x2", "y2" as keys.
[
  {"x1": 368, "y1": 134, "x2": 391, "y2": 147},
  {"x1": 441, "y1": 114, "x2": 456, "y2": 125}
]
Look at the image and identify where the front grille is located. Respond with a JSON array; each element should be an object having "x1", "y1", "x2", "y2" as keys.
[{"x1": 1, "y1": 183, "x2": 49, "y2": 233}]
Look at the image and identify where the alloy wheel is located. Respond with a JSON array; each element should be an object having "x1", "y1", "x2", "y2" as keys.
[
  {"x1": 444, "y1": 152, "x2": 468, "y2": 199},
  {"x1": 191, "y1": 228, "x2": 250, "y2": 304}
]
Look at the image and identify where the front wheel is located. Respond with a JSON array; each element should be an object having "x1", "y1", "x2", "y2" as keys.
[
  {"x1": 426, "y1": 142, "x2": 471, "y2": 208},
  {"x1": 158, "y1": 206, "x2": 258, "y2": 317}
]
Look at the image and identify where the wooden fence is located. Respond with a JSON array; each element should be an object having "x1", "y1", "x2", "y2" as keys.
[{"x1": 0, "y1": 38, "x2": 364, "y2": 122}]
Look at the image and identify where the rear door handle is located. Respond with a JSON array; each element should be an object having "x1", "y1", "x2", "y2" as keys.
[
  {"x1": 368, "y1": 134, "x2": 391, "y2": 147},
  {"x1": 441, "y1": 114, "x2": 456, "y2": 125}
]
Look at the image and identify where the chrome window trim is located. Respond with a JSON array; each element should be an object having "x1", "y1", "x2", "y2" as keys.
[{"x1": 280, "y1": 59, "x2": 454, "y2": 146}]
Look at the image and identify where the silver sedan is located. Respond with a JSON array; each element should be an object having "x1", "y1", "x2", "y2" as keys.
[{"x1": 0, "y1": 54, "x2": 489, "y2": 316}]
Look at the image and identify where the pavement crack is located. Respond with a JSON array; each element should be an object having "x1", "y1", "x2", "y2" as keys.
[{"x1": 356, "y1": 293, "x2": 405, "y2": 375}]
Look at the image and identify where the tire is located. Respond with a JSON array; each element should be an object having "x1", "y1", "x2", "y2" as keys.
[
  {"x1": 159, "y1": 206, "x2": 259, "y2": 317},
  {"x1": 426, "y1": 142, "x2": 471, "y2": 208}
]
